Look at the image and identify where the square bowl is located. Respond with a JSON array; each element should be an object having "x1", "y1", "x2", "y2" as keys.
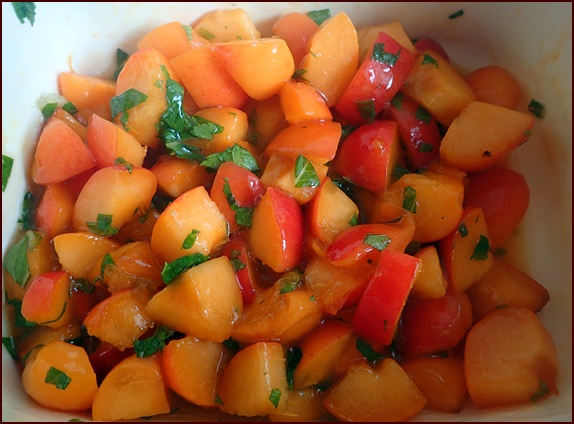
[{"x1": 2, "y1": 2, "x2": 572, "y2": 422}]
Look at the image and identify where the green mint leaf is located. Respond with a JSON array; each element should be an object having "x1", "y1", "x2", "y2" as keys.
[
  {"x1": 222, "y1": 337, "x2": 240, "y2": 354},
  {"x1": 197, "y1": 27, "x2": 215, "y2": 40},
  {"x1": 159, "y1": 78, "x2": 222, "y2": 160},
  {"x1": 294, "y1": 155, "x2": 320, "y2": 188},
  {"x1": 18, "y1": 191, "x2": 35, "y2": 230},
  {"x1": 449, "y1": 9, "x2": 464, "y2": 19},
  {"x1": 470, "y1": 235, "x2": 491, "y2": 261},
  {"x1": 291, "y1": 68, "x2": 310, "y2": 83},
  {"x1": 372, "y1": 43, "x2": 400, "y2": 66},
  {"x1": 201, "y1": 144, "x2": 260, "y2": 172},
  {"x1": 110, "y1": 88, "x2": 148, "y2": 130},
  {"x1": 392, "y1": 166, "x2": 410, "y2": 181},
  {"x1": 62, "y1": 102, "x2": 78, "y2": 115},
  {"x1": 100, "y1": 253, "x2": 115, "y2": 279},
  {"x1": 269, "y1": 388, "x2": 282, "y2": 409},
  {"x1": 278, "y1": 272, "x2": 303, "y2": 294},
  {"x1": 402, "y1": 186, "x2": 417, "y2": 213},
  {"x1": 12, "y1": 2, "x2": 35, "y2": 26},
  {"x1": 286, "y1": 346, "x2": 303, "y2": 391},
  {"x1": 222, "y1": 178, "x2": 253, "y2": 228},
  {"x1": 415, "y1": 106, "x2": 431, "y2": 124},
  {"x1": 458, "y1": 223, "x2": 468, "y2": 238},
  {"x1": 530, "y1": 380, "x2": 549, "y2": 403},
  {"x1": 181, "y1": 229, "x2": 200, "y2": 249},
  {"x1": 182, "y1": 24, "x2": 193, "y2": 41},
  {"x1": 3, "y1": 233, "x2": 31, "y2": 288},
  {"x1": 527, "y1": 99, "x2": 545, "y2": 118},
  {"x1": 45, "y1": 366, "x2": 72, "y2": 390},
  {"x1": 86, "y1": 214, "x2": 118, "y2": 237},
  {"x1": 113, "y1": 48, "x2": 130, "y2": 80},
  {"x1": 68, "y1": 419, "x2": 85, "y2": 422},
  {"x1": 417, "y1": 141, "x2": 434, "y2": 153},
  {"x1": 349, "y1": 213, "x2": 359, "y2": 226},
  {"x1": 41, "y1": 102, "x2": 58, "y2": 119},
  {"x1": 421, "y1": 53, "x2": 439, "y2": 68},
  {"x1": 229, "y1": 250, "x2": 246, "y2": 272},
  {"x1": 2, "y1": 336, "x2": 19, "y2": 361},
  {"x1": 364, "y1": 234, "x2": 391, "y2": 251},
  {"x1": 133, "y1": 325, "x2": 174, "y2": 358},
  {"x1": 356, "y1": 99, "x2": 376, "y2": 121},
  {"x1": 70, "y1": 278, "x2": 95, "y2": 295},
  {"x1": 356, "y1": 338, "x2": 384, "y2": 365},
  {"x1": 114, "y1": 157, "x2": 133, "y2": 173},
  {"x1": 2, "y1": 154, "x2": 14, "y2": 192},
  {"x1": 390, "y1": 92, "x2": 404, "y2": 110},
  {"x1": 161, "y1": 253, "x2": 209, "y2": 284},
  {"x1": 307, "y1": 9, "x2": 331, "y2": 25},
  {"x1": 6, "y1": 297, "x2": 36, "y2": 328},
  {"x1": 215, "y1": 394, "x2": 224, "y2": 405}
]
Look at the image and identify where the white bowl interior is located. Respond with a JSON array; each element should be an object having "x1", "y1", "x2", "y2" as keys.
[{"x1": 2, "y1": 2, "x2": 572, "y2": 422}]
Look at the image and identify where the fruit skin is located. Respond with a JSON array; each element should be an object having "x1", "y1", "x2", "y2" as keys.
[
  {"x1": 333, "y1": 120, "x2": 401, "y2": 194},
  {"x1": 352, "y1": 248, "x2": 421, "y2": 346},
  {"x1": 335, "y1": 31, "x2": 415, "y2": 124},
  {"x1": 463, "y1": 166, "x2": 530, "y2": 249},
  {"x1": 398, "y1": 291, "x2": 474, "y2": 357},
  {"x1": 248, "y1": 187, "x2": 305, "y2": 273}
]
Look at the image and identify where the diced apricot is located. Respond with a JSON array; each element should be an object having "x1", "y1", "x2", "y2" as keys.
[
  {"x1": 190, "y1": 106, "x2": 249, "y2": 154},
  {"x1": 279, "y1": 80, "x2": 332, "y2": 125},
  {"x1": 162, "y1": 336, "x2": 231, "y2": 407},
  {"x1": 83, "y1": 288, "x2": 154, "y2": 351},
  {"x1": 265, "y1": 120, "x2": 342, "y2": 165},
  {"x1": 92, "y1": 354, "x2": 171, "y2": 421},
  {"x1": 305, "y1": 179, "x2": 359, "y2": 245},
  {"x1": 34, "y1": 186, "x2": 74, "y2": 243},
  {"x1": 31, "y1": 118, "x2": 96, "y2": 186},
  {"x1": 171, "y1": 45, "x2": 249, "y2": 110},
  {"x1": 357, "y1": 21, "x2": 417, "y2": 62},
  {"x1": 260, "y1": 154, "x2": 328, "y2": 205},
  {"x1": 21, "y1": 271, "x2": 73, "y2": 329},
  {"x1": 59, "y1": 71, "x2": 116, "y2": 120},
  {"x1": 402, "y1": 50, "x2": 476, "y2": 127},
  {"x1": 439, "y1": 206, "x2": 494, "y2": 293},
  {"x1": 440, "y1": 101, "x2": 535, "y2": 172},
  {"x1": 465, "y1": 65, "x2": 522, "y2": 110},
  {"x1": 73, "y1": 166, "x2": 157, "y2": 235},
  {"x1": 231, "y1": 274, "x2": 323, "y2": 345},
  {"x1": 22, "y1": 340, "x2": 98, "y2": 411},
  {"x1": 293, "y1": 320, "x2": 354, "y2": 389},
  {"x1": 218, "y1": 342, "x2": 288, "y2": 416},
  {"x1": 193, "y1": 8, "x2": 261, "y2": 43},
  {"x1": 401, "y1": 356, "x2": 467, "y2": 413},
  {"x1": 298, "y1": 12, "x2": 359, "y2": 106},
  {"x1": 268, "y1": 387, "x2": 327, "y2": 422},
  {"x1": 323, "y1": 359, "x2": 426, "y2": 421},
  {"x1": 150, "y1": 185, "x2": 228, "y2": 264},
  {"x1": 150, "y1": 154, "x2": 212, "y2": 198},
  {"x1": 53, "y1": 232, "x2": 119, "y2": 279},
  {"x1": 466, "y1": 258, "x2": 550, "y2": 322},
  {"x1": 248, "y1": 187, "x2": 305, "y2": 273},
  {"x1": 272, "y1": 12, "x2": 319, "y2": 66},
  {"x1": 245, "y1": 95, "x2": 288, "y2": 150},
  {"x1": 137, "y1": 21, "x2": 208, "y2": 59},
  {"x1": 385, "y1": 171, "x2": 464, "y2": 243},
  {"x1": 86, "y1": 114, "x2": 147, "y2": 169},
  {"x1": 464, "y1": 307, "x2": 559, "y2": 408},
  {"x1": 115, "y1": 47, "x2": 180, "y2": 148},
  {"x1": 146, "y1": 256, "x2": 242, "y2": 343},
  {"x1": 411, "y1": 245, "x2": 448, "y2": 300},
  {"x1": 215, "y1": 38, "x2": 295, "y2": 101},
  {"x1": 303, "y1": 256, "x2": 374, "y2": 315}
]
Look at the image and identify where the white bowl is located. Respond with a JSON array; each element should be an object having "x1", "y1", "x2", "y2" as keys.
[{"x1": 2, "y1": 2, "x2": 572, "y2": 422}]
